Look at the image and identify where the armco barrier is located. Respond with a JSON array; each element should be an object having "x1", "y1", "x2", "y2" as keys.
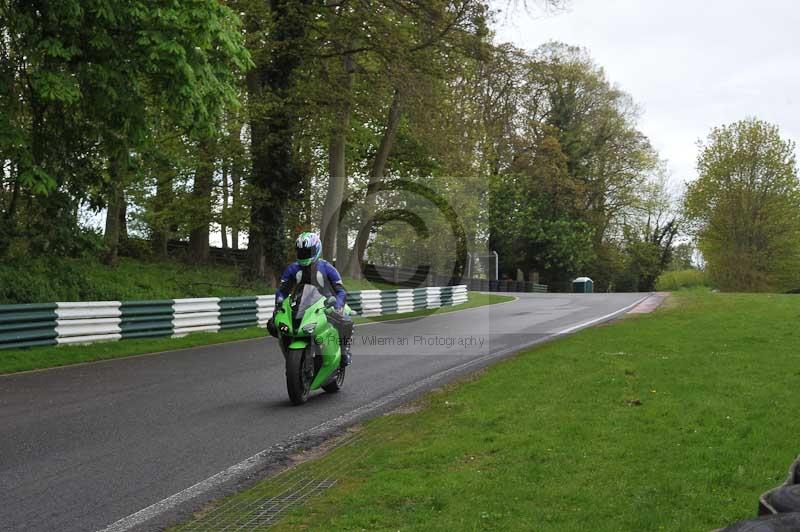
[
  {"x1": 56, "y1": 301, "x2": 122, "y2": 345},
  {"x1": 0, "y1": 285, "x2": 468, "y2": 350},
  {"x1": 0, "y1": 303, "x2": 59, "y2": 349},
  {"x1": 120, "y1": 300, "x2": 173, "y2": 339}
]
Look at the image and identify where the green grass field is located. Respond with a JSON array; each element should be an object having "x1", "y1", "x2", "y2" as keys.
[
  {"x1": 0, "y1": 292, "x2": 512, "y2": 375},
  {"x1": 175, "y1": 289, "x2": 800, "y2": 531}
]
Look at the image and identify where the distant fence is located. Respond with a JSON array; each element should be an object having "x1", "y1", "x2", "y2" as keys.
[
  {"x1": 166, "y1": 240, "x2": 249, "y2": 265},
  {"x1": 364, "y1": 264, "x2": 547, "y2": 293},
  {"x1": 158, "y1": 243, "x2": 548, "y2": 294},
  {"x1": 0, "y1": 285, "x2": 467, "y2": 350}
]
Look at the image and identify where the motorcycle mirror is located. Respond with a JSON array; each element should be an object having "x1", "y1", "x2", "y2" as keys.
[{"x1": 324, "y1": 296, "x2": 336, "y2": 308}]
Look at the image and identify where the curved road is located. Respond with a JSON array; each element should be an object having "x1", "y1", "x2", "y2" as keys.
[{"x1": 0, "y1": 292, "x2": 646, "y2": 531}]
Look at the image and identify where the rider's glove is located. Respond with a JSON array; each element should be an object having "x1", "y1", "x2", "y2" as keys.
[{"x1": 334, "y1": 306, "x2": 344, "y2": 314}]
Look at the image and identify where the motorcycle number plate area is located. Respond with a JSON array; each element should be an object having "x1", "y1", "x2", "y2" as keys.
[{"x1": 288, "y1": 339, "x2": 309, "y2": 349}]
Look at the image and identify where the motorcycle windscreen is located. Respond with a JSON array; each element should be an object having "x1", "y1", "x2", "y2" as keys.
[{"x1": 294, "y1": 284, "x2": 323, "y2": 320}]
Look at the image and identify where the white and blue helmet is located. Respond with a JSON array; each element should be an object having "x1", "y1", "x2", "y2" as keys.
[{"x1": 295, "y1": 232, "x2": 322, "y2": 266}]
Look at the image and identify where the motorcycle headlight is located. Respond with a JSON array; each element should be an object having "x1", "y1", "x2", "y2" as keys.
[{"x1": 303, "y1": 323, "x2": 316, "y2": 334}]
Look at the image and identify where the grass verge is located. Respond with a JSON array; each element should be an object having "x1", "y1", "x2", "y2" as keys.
[
  {"x1": 0, "y1": 255, "x2": 402, "y2": 305},
  {"x1": 175, "y1": 289, "x2": 800, "y2": 531},
  {"x1": 0, "y1": 292, "x2": 512, "y2": 375},
  {"x1": 0, "y1": 257, "x2": 273, "y2": 304}
]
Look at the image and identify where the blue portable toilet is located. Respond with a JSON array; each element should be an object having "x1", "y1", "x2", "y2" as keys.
[{"x1": 573, "y1": 276, "x2": 594, "y2": 293}]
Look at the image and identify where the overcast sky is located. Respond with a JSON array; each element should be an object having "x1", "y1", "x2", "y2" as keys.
[{"x1": 494, "y1": 0, "x2": 800, "y2": 186}]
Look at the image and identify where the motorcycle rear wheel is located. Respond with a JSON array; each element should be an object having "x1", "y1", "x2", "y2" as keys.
[{"x1": 322, "y1": 367, "x2": 345, "y2": 393}]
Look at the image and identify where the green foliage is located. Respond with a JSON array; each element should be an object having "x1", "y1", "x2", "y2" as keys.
[
  {"x1": 477, "y1": 43, "x2": 661, "y2": 287},
  {"x1": 489, "y1": 152, "x2": 590, "y2": 280},
  {"x1": 0, "y1": 0, "x2": 675, "y2": 294},
  {"x1": 684, "y1": 118, "x2": 800, "y2": 292},
  {"x1": 357, "y1": 41, "x2": 665, "y2": 291},
  {"x1": 655, "y1": 269, "x2": 709, "y2": 291},
  {"x1": 668, "y1": 242, "x2": 695, "y2": 271},
  {"x1": 613, "y1": 239, "x2": 662, "y2": 292},
  {"x1": 613, "y1": 178, "x2": 680, "y2": 292},
  {"x1": 0, "y1": 0, "x2": 251, "y2": 256}
]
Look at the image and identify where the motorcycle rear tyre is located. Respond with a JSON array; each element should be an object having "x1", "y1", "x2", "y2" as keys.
[{"x1": 322, "y1": 367, "x2": 346, "y2": 393}]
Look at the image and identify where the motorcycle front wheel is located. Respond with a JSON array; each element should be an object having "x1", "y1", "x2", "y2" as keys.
[{"x1": 286, "y1": 348, "x2": 314, "y2": 405}]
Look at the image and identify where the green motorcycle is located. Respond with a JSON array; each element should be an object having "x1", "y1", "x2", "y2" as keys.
[{"x1": 272, "y1": 284, "x2": 349, "y2": 405}]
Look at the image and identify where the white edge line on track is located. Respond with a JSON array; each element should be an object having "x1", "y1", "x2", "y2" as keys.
[
  {"x1": 553, "y1": 294, "x2": 652, "y2": 335},
  {"x1": 97, "y1": 293, "x2": 650, "y2": 532}
]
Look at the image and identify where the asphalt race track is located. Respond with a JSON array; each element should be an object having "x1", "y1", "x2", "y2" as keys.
[{"x1": 0, "y1": 292, "x2": 646, "y2": 532}]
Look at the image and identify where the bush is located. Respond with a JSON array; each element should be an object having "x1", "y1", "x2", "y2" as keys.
[{"x1": 655, "y1": 269, "x2": 709, "y2": 291}]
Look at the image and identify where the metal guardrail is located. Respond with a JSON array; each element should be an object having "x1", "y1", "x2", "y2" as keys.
[
  {"x1": 0, "y1": 303, "x2": 59, "y2": 349},
  {"x1": 0, "y1": 286, "x2": 468, "y2": 350},
  {"x1": 348, "y1": 286, "x2": 468, "y2": 317},
  {"x1": 465, "y1": 278, "x2": 548, "y2": 293},
  {"x1": 364, "y1": 264, "x2": 548, "y2": 293}
]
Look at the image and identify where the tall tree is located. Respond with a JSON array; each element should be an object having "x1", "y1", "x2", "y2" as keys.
[
  {"x1": 320, "y1": 52, "x2": 355, "y2": 261},
  {"x1": 245, "y1": 0, "x2": 315, "y2": 282},
  {"x1": 529, "y1": 43, "x2": 657, "y2": 248},
  {"x1": 189, "y1": 138, "x2": 216, "y2": 261},
  {"x1": 478, "y1": 42, "x2": 658, "y2": 287},
  {"x1": 684, "y1": 118, "x2": 800, "y2": 291},
  {"x1": 488, "y1": 130, "x2": 594, "y2": 282},
  {"x1": 347, "y1": 87, "x2": 405, "y2": 277},
  {"x1": 103, "y1": 149, "x2": 130, "y2": 265},
  {"x1": 617, "y1": 169, "x2": 680, "y2": 291},
  {"x1": 335, "y1": 0, "x2": 490, "y2": 277}
]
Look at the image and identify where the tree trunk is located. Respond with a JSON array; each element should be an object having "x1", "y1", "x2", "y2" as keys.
[
  {"x1": 103, "y1": 149, "x2": 129, "y2": 266},
  {"x1": 104, "y1": 191, "x2": 122, "y2": 265},
  {"x1": 336, "y1": 178, "x2": 350, "y2": 270},
  {"x1": 151, "y1": 173, "x2": 172, "y2": 257},
  {"x1": 189, "y1": 138, "x2": 215, "y2": 262},
  {"x1": 246, "y1": 0, "x2": 312, "y2": 283},
  {"x1": 320, "y1": 54, "x2": 354, "y2": 262},
  {"x1": 104, "y1": 184, "x2": 123, "y2": 266},
  {"x1": 119, "y1": 195, "x2": 128, "y2": 245},
  {"x1": 0, "y1": 168, "x2": 12, "y2": 253},
  {"x1": 347, "y1": 88, "x2": 403, "y2": 278},
  {"x1": 221, "y1": 164, "x2": 229, "y2": 249},
  {"x1": 5, "y1": 171, "x2": 19, "y2": 222},
  {"x1": 231, "y1": 164, "x2": 240, "y2": 250}
]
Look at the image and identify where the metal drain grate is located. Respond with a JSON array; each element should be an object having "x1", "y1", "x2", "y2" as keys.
[
  {"x1": 246, "y1": 477, "x2": 337, "y2": 527},
  {"x1": 177, "y1": 476, "x2": 338, "y2": 531},
  {"x1": 173, "y1": 428, "x2": 367, "y2": 531}
]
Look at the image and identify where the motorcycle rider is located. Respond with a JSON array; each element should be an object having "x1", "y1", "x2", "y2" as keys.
[{"x1": 272, "y1": 232, "x2": 353, "y2": 367}]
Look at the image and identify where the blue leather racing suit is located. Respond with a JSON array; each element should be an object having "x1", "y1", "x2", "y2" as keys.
[{"x1": 274, "y1": 259, "x2": 347, "y2": 310}]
